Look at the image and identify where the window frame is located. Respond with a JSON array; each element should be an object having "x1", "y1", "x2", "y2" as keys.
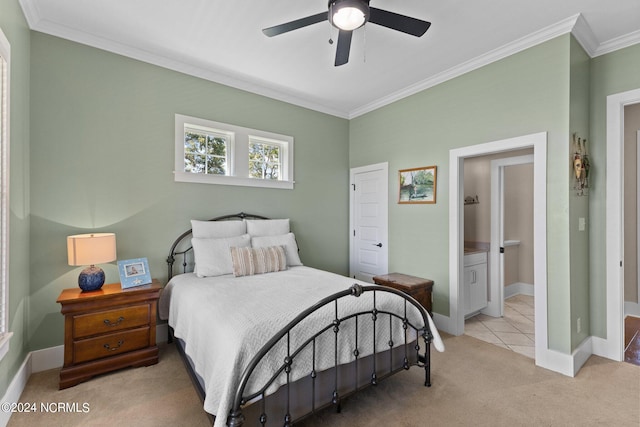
[
  {"x1": 175, "y1": 114, "x2": 294, "y2": 190},
  {"x1": 183, "y1": 123, "x2": 234, "y2": 176},
  {"x1": 0, "y1": 26, "x2": 12, "y2": 362},
  {"x1": 248, "y1": 135, "x2": 286, "y2": 181}
]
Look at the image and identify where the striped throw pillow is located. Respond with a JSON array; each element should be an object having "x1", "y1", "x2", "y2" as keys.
[{"x1": 230, "y1": 246, "x2": 287, "y2": 277}]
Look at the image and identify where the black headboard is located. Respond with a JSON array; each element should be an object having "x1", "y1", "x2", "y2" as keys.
[{"x1": 166, "y1": 212, "x2": 269, "y2": 280}]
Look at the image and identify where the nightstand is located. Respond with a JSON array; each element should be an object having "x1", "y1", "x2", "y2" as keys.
[
  {"x1": 372, "y1": 273, "x2": 434, "y2": 315},
  {"x1": 57, "y1": 280, "x2": 161, "y2": 389}
]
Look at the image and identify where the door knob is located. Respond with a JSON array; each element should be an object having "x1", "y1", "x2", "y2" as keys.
[{"x1": 373, "y1": 243, "x2": 383, "y2": 247}]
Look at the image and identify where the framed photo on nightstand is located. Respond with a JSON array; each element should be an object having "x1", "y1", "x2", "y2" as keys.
[{"x1": 118, "y1": 257, "x2": 152, "y2": 289}]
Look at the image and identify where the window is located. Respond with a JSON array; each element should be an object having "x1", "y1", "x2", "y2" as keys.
[
  {"x1": 0, "y1": 27, "x2": 11, "y2": 362},
  {"x1": 249, "y1": 137, "x2": 282, "y2": 180},
  {"x1": 175, "y1": 114, "x2": 294, "y2": 189},
  {"x1": 184, "y1": 124, "x2": 231, "y2": 176}
]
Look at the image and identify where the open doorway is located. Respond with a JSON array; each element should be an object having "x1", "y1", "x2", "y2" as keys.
[
  {"x1": 622, "y1": 107, "x2": 640, "y2": 365},
  {"x1": 462, "y1": 152, "x2": 534, "y2": 358},
  {"x1": 602, "y1": 88, "x2": 640, "y2": 362},
  {"x1": 449, "y1": 132, "x2": 551, "y2": 370}
]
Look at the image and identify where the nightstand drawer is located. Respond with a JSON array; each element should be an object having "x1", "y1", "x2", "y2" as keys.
[
  {"x1": 73, "y1": 327, "x2": 150, "y2": 364},
  {"x1": 73, "y1": 304, "x2": 150, "y2": 338}
]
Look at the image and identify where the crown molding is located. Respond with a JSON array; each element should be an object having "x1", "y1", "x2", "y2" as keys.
[
  {"x1": 349, "y1": 15, "x2": 582, "y2": 118},
  {"x1": 570, "y1": 13, "x2": 599, "y2": 56},
  {"x1": 17, "y1": 1, "x2": 640, "y2": 120},
  {"x1": 594, "y1": 29, "x2": 640, "y2": 57},
  {"x1": 18, "y1": 0, "x2": 351, "y2": 119}
]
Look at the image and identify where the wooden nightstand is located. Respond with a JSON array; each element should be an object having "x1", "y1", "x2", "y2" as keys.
[
  {"x1": 372, "y1": 273, "x2": 434, "y2": 315},
  {"x1": 57, "y1": 280, "x2": 162, "y2": 389}
]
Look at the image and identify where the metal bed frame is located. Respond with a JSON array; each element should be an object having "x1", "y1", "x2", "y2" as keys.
[{"x1": 165, "y1": 212, "x2": 433, "y2": 426}]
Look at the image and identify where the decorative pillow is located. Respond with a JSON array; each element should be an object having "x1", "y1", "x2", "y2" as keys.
[
  {"x1": 251, "y1": 233, "x2": 302, "y2": 266},
  {"x1": 191, "y1": 234, "x2": 250, "y2": 277},
  {"x1": 230, "y1": 246, "x2": 287, "y2": 277},
  {"x1": 245, "y1": 219, "x2": 290, "y2": 237},
  {"x1": 191, "y1": 219, "x2": 247, "y2": 238}
]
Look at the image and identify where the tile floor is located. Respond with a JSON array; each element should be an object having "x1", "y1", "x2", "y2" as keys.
[{"x1": 464, "y1": 294, "x2": 535, "y2": 359}]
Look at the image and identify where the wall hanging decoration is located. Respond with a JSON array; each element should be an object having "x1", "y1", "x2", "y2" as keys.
[
  {"x1": 399, "y1": 165, "x2": 437, "y2": 204},
  {"x1": 572, "y1": 133, "x2": 590, "y2": 196}
]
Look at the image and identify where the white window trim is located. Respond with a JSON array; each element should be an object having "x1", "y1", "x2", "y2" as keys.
[
  {"x1": 175, "y1": 114, "x2": 294, "y2": 190},
  {"x1": 0, "y1": 26, "x2": 12, "y2": 362},
  {"x1": 183, "y1": 123, "x2": 234, "y2": 176},
  {"x1": 248, "y1": 135, "x2": 288, "y2": 182}
]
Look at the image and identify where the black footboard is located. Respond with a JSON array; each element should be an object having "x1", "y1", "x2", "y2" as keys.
[{"x1": 226, "y1": 283, "x2": 433, "y2": 427}]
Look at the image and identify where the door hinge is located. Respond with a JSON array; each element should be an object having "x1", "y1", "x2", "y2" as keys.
[
  {"x1": 353, "y1": 229, "x2": 356, "y2": 237},
  {"x1": 352, "y1": 184, "x2": 356, "y2": 191},
  {"x1": 500, "y1": 247, "x2": 505, "y2": 254}
]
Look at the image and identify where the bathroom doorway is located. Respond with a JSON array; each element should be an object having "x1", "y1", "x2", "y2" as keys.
[
  {"x1": 462, "y1": 152, "x2": 534, "y2": 358},
  {"x1": 449, "y1": 131, "x2": 551, "y2": 370}
]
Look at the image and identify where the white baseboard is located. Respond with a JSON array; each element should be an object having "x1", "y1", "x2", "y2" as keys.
[
  {"x1": 504, "y1": 282, "x2": 534, "y2": 299},
  {"x1": 0, "y1": 354, "x2": 31, "y2": 427},
  {"x1": 624, "y1": 301, "x2": 640, "y2": 317},
  {"x1": 535, "y1": 336, "x2": 592, "y2": 377},
  {"x1": 432, "y1": 312, "x2": 454, "y2": 336},
  {"x1": 0, "y1": 324, "x2": 169, "y2": 427},
  {"x1": 571, "y1": 337, "x2": 594, "y2": 376}
]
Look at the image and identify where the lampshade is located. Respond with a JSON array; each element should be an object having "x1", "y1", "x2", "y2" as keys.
[
  {"x1": 330, "y1": 0, "x2": 369, "y2": 31},
  {"x1": 67, "y1": 233, "x2": 117, "y2": 292},
  {"x1": 67, "y1": 233, "x2": 117, "y2": 266}
]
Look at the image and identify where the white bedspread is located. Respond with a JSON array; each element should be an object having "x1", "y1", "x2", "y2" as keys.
[{"x1": 160, "y1": 266, "x2": 443, "y2": 427}]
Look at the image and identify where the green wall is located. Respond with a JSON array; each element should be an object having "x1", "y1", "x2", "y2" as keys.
[
  {"x1": 589, "y1": 42, "x2": 640, "y2": 337},
  {"x1": 1, "y1": 4, "x2": 639, "y2": 402},
  {"x1": 28, "y1": 33, "x2": 350, "y2": 350},
  {"x1": 349, "y1": 36, "x2": 577, "y2": 352},
  {"x1": 0, "y1": 0, "x2": 31, "y2": 397},
  {"x1": 568, "y1": 36, "x2": 591, "y2": 349}
]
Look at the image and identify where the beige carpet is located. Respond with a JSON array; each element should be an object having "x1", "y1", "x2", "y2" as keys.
[{"x1": 7, "y1": 334, "x2": 640, "y2": 427}]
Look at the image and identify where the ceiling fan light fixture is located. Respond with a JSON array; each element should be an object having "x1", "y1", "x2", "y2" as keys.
[{"x1": 329, "y1": 0, "x2": 369, "y2": 31}]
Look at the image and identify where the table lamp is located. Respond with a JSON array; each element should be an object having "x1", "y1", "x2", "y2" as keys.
[{"x1": 67, "y1": 233, "x2": 117, "y2": 292}]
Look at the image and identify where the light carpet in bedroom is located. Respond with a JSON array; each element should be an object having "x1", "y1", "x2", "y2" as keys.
[{"x1": 7, "y1": 334, "x2": 640, "y2": 427}]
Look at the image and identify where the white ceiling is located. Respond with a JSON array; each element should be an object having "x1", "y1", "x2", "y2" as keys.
[{"x1": 19, "y1": 0, "x2": 640, "y2": 118}]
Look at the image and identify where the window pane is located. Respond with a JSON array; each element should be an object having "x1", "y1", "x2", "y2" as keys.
[
  {"x1": 249, "y1": 141, "x2": 281, "y2": 180},
  {"x1": 184, "y1": 129, "x2": 227, "y2": 175},
  {"x1": 184, "y1": 153, "x2": 205, "y2": 173},
  {"x1": 206, "y1": 155, "x2": 226, "y2": 175}
]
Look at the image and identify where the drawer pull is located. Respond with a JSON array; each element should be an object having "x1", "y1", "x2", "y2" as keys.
[
  {"x1": 103, "y1": 316, "x2": 125, "y2": 327},
  {"x1": 103, "y1": 340, "x2": 124, "y2": 351}
]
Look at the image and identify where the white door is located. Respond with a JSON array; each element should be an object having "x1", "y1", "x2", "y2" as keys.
[{"x1": 350, "y1": 163, "x2": 389, "y2": 282}]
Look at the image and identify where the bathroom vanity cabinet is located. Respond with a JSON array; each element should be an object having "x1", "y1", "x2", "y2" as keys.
[{"x1": 463, "y1": 250, "x2": 488, "y2": 316}]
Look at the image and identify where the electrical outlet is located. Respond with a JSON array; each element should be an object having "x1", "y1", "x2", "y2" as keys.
[
  {"x1": 578, "y1": 217, "x2": 586, "y2": 231},
  {"x1": 577, "y1": 317, "x2": 582, "y2": 334}
]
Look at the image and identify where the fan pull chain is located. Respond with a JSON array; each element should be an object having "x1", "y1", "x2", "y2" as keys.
[
  {"x1": 328, "y1": 4, "x2": 334, "y2": 45},
  {"x1": 363, "y1": 26, "x2": 367, "y2": 63}
]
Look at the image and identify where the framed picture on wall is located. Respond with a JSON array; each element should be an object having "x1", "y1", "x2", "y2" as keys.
[
  {"x1": 118, "y1": 257, "x2": 152, "y2": 289},
  {"x1": 398, "y1": 165, "x2": 437, "y2": 204}
]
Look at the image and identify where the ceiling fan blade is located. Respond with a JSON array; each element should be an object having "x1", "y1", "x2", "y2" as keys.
[
  {"x1": 334, "y1": 30, "x2": 353, "y2": 66},
  {"x1": 262, "y1": 12, "x2": 328, "y2": 37},
  {"x1": 369, "y1": 7, "x2": 431, "y2": 37}
]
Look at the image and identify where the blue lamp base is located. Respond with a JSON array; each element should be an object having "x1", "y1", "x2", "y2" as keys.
[{"x1": 78, "y1": 265, "x2": 106, "y2": 292}]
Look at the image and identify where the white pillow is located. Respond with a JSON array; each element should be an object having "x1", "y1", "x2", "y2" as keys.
[
  {"x1": 245, "y1": 219, "x2": 290, "y2": 237},
  {"x1": 191, "y1": 219, "x2": 247, "y2": 238},
  {"x1": 251, "y1": 233, "x2": 302, "y2": 266},
  {"x1": 191, "y1": 234, "x2": 251, "y2": 277}
]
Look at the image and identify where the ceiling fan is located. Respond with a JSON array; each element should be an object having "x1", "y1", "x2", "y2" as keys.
[{"x1": 262, "y1": 0, "x2": 431, "y2": 66}]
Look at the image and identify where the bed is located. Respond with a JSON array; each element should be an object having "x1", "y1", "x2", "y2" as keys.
[{"x1": 159, "y1": 213, "x2": 444, "y2": 426}]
